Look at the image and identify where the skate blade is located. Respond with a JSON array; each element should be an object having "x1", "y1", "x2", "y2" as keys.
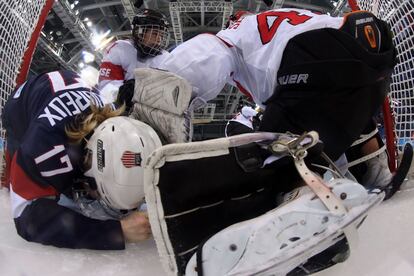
[
  {"x1": 185, "y1": 192, "x2": 384, "y2": 276},
  {"x1": 229, "y1": 192, "x2": 384, "y2": 276}
]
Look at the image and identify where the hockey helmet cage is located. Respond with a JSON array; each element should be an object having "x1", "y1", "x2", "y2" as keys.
[{"x1": 132, "y1": 9, "x2": 170, "y2": 58}]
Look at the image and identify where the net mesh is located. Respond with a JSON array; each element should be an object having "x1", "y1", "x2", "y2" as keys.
[
  {"x1": 0, "y1": 0, "x2": 48, "y2": 183},
  {"x1": 0, "y1": 1, "x2": 412, "y2": 170},
  {"x1": 355, "y1": 0, "x2": 414, "y2": 150}
]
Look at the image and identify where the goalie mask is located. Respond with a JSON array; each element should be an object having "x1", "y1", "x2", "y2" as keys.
[
  {"x1": 132, "y1": 9, "x2": 170, "y2": 58},
  {"x1": 84, "y1": 117, "x2": 162, "y2": 214}
]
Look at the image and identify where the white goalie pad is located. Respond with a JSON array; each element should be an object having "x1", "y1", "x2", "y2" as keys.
[
  {"x1": 133, "y1": 68, "x2": 192, "y2": 115},
  {"x1": 130, "y1": 104, "x2": 192, "y2": 144},
  {"x1": 144, "y1": 132, "x2": 283, "y2": 275},
  {"x1": 144, "y1": 132, "x2": 384, "y2": 276},
  {"x1": 130, "y1": 68, "x2": 193, "y2": 143}
]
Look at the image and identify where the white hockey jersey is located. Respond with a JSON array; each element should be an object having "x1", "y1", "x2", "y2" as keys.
[
  {"x1": 228, "y1": 106, "x2": 258, "y2": 129},
  {"x1": 160, "y1": 9, "x2": 343, "y2": 108},
  {"x1": 225, "y1": 106, "x2": 258, "y2": 136},
  {"x1": 98, "y1": 39, "x2": 170, "y2": 102}
]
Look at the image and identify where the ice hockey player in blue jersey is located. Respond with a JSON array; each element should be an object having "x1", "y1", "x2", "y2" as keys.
[{"x1": 2, "y1": 70, "x2": 160, "y2": 250}]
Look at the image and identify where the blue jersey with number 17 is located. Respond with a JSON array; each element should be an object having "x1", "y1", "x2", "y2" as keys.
[{"x1": 3, "y1": 70, "x2": 105, "y2": 199}]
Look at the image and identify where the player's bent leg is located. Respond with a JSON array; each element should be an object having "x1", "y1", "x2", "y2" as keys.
[
  {"x1": 144, "y1": 132, "x2": 384, "y2": 275},
  {"x1": 145, "y1": 133, "x2": 289, "y2": 275}
]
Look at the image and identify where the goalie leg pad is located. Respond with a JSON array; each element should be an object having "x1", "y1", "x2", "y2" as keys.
[
  {"x1": 152, "y1": 151, "x2": 287, "y2": 272},
  {"x1": 145, "y1": 135, "x2": 302, "y2": 275}
]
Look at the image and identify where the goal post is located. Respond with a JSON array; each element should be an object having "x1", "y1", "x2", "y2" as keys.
[
  {"x1": 347, "y1": 0, "x2": 414, "y2": 172},
  {"x1": 15, "y1": 0, "x2": 55, "y2": 86},
  {"x1": 0, "y1": 0, "x2": 55, "y2": 188}
]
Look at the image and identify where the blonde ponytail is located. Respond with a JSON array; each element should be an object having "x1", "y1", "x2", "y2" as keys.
[{"x1": 66, "y1": 103, "x2": 125, "y2": 144}]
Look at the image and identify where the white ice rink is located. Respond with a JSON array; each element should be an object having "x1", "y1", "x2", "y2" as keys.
[{"x1": 1, "y1": 180, "x2": 414, "y2": 276}]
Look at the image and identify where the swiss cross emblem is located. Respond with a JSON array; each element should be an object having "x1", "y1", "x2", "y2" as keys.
[{"x1": 121, "y1": 151, "x2": 142, "y2": 168}]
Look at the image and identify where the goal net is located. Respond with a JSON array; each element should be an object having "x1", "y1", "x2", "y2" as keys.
[
  {"x1": 0, "y1": 0, "x2": 412, "y2": 186},
  {"x1": 353, "y1": 0, "x2": 414, "y2": 168},
  {"x1": 0, "y1": 0, "x2": 54, "y2": 187}
]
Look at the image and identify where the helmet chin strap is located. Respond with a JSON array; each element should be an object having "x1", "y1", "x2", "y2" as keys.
[
  {"x1": 73, "y1": 189, "x2": 135, "y2": 220},
  {"x1": 96, "y1": 198, "x2": 134, "y2": 219},
  {"x1": 72, "y1": 174, "x2": 136, "y2": 220}
]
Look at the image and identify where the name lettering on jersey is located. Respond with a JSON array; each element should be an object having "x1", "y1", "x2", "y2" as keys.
[
  {"x1": 99, "y1": 68, "x2": 111, "y2": 78},
  {"x1": 99, "y1": 62, "x2": 124, "y2": 81},
  {"x1": 38, "y1": 90, "x2": 96, "y2": 126},
  {"x1": 278, "y1": 74, "x2": 309, "y2": 85}
]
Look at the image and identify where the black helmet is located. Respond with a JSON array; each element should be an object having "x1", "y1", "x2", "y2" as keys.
[{"x1": 132, "y1": 9, "x2": 170, "y2": 58}]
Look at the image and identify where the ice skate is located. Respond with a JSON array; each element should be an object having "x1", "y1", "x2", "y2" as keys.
[
  {"x1": 184, "y1": 178, "x2": 383, "y2": 276},
  {"x1": 361, "y1": 151, "x2": 393, "y2": 188}
]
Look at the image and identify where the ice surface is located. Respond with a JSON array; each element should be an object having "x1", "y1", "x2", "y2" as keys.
[
  {"x1": 1, "y1": 180, "x2": 414, "y2": 276},
  {"x1": 0, "y1": 189, "x2": 165, "y2": 276},
  {"x1": 314, "y1": 179, "x2": 414, "y2": 276}
]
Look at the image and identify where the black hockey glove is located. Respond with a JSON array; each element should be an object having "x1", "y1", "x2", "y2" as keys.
[
  {"x1": 116, "y1": 79, "x2": 135, "y2": 113},
  {"x1": 252, "y1": 112, "x2": 263, "y2": 131}
]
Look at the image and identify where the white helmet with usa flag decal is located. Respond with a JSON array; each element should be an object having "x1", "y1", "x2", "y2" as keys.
[{"x1": 85, "y1": 116, "x2": 161, "y2": 212}]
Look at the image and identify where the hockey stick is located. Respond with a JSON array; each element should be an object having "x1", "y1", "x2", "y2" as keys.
[{"x1": 383, "y1": 143, "x2": 413, "y2": 200}]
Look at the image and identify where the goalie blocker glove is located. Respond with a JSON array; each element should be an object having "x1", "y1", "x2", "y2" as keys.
[{"x1": 130, "y1": 68, "x2": 195, "y2": 144}]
